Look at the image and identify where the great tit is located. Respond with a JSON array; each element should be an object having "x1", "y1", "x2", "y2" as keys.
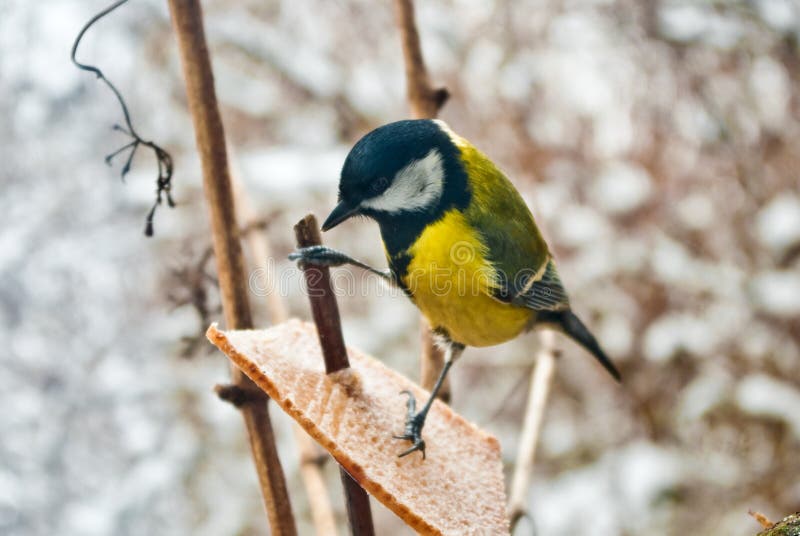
[{"x1": 291, "y1": 119, "x2": 620, "y2": 458}]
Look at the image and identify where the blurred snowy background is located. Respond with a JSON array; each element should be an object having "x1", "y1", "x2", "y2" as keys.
[{"x1": 2, "y1": 0, "x2": 799, "y2": 534}]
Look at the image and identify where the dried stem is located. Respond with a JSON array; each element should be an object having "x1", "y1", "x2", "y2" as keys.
[
  {"x1": 229, "y1": 150, "x2": 338, "y2": 536},
  {"x1": 165, "y1": 1, "x2": 296, "y2": 533},
  {"x1": 508, "y1": 331, "x2": 558, "y2": 530},
  {"x1": 393, "y1": 0, "x2": 451, "y2": 398},
  {"x1": 294, "y1": 428, "x2": 338, "y2": 535},
  {"x1": 294, "y1": 214, "x2": 376, "y2": 536},
  {"x1": 71, "y1": 0, "x2": 175, "y2": 236},
  {"x1": 393, "y1": 0, "x2": 450, "y2": 119},
  {"x1": 418, "y1": 317, "x2": 451, "y2": 403}
]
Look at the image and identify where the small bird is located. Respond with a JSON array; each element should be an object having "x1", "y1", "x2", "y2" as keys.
[{"x1": 291, "y1": 119, "x2": 620, "y2": 458}]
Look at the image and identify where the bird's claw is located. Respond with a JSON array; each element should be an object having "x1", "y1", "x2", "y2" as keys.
[
  {"x1": 393, "y1": 390, "x2": 427, "y2": 459},
  {"x1": 396, "y1": 437, "x2": 426, "y2": 459},
  {"x1": 288, "y1": 245, "x2": 348, "y2": 268}
]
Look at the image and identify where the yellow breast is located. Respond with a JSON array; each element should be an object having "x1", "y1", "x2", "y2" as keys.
[{"x1": 400, "y1": 210, "x2": 533, "y2": 347}]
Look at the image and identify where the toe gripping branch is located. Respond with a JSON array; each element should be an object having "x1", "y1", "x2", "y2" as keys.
[
  {"x1": 289, "y1": 246, "x2": 394, "y2": 282},
  {"x1": 288, "y1": 245, "x2": 351, "y2": 268},
  {"x1": 394, "y1": 390, "x2": 427, "y2": 459}
]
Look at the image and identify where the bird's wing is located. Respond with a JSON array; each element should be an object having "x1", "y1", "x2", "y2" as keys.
[
  {"x1": 505, "y1": 258, "x2": 570, "y2": 311},
  {"x1": 457, "y1": 140, "x2": 570, "y2": 311}
]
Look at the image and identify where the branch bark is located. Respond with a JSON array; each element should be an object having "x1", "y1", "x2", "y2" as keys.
[
  {"x1": 418, "y1": 317, "x2": 451, "y2": 403},
  {"x1": 166, "y1": 1, "x2": 296, "y2": 533},
  {"x1": 394, "y1": 0, "x2": 449, "y2": 119},
  {"x1": 229, "y1": 151, "x2": 338, "y2": 536},
  {"x1": 294, "y1": 214, "x2": 376, "y2": 536},
  {"x1": 393, "y1": 0, "x2": 451, "y2": 400},
  {"x1": 508, "y1": 331, "x2": 558, "y2": 530}
]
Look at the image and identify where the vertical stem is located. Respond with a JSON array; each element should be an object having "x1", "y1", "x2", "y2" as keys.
[
  {"x1": 419, "y1": 318, "x2": 451, "y2": 403},
  {"x1": 229, "y1": 150, "x2": 338, "y2": 536},
  {"x1": 393, "y1": 0, "x2": 449, "y2": 119},
  {"x1": 295, "y1": 429, "x2": 339, "y2": 535},
  {"x1": 294, "y1": 214, "x2": 376, "y2": 536},
  {"x1": 508, "y1": 331, "x2": 558, "y2": 530},
  {"x1": 392, "y1": 0, "x2": 451, "y2": 398},
  {"x1": 166, "y1": 1, "x2": 296, "y2": 534}
]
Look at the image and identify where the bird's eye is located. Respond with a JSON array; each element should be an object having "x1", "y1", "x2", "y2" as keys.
[{"x1": 370, "y1": 177, "x2": 390, "y2": 195}]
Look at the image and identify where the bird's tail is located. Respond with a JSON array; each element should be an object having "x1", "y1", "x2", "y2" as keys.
[{"x1": 539, "y1": 309, "x2": 621, "y2": 382}]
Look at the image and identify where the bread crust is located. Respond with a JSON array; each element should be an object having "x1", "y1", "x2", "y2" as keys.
[{"x1": 207, "y1": 320, "x2": 509, "y2": 535}]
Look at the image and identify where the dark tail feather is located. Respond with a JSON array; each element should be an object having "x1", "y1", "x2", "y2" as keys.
[{"x1": 540, "y1": 309, "x2": 621, "y2": 382}]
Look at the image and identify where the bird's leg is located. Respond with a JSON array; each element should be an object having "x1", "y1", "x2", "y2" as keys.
[
  {"x1": 289, "y1": 245, "x2": 393, "y2": 283},
  {"x1": 393, "y1": 342, "x2": 464, "y2": 459}
]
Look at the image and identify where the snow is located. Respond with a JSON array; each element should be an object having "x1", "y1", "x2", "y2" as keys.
[
  {"x1": 533, "y1": 442, "x2": 682, "y2": 535},
  {"x1": 555, "y1": 205, "x2": 612, "y2": 247},
  {"x1": 754, "y1": 0, "x2": 799, "y2": 32},
  {"x1": 643, "y1": 312, "x2": 718, "y2": 362},
  {"x1": 591, "y1": 161, "x2": 652, "y2": 214},
  {"x1": 238, "y1": 146, "x2": 349, "y2": 203},
  {"x1": 677, "y1": 367, "x2": 730, "y2": 421},
  {"x1": 675, "y1": 194, "x2": 716, "y2": 231},
  {"x1": 749, "y1": 57, "x2": 791, "y2": 129},
  {"x1": 659, "y1": 5, "x2": 708, "y2": 43},
  {"x1": 596, "y1": 312, "x2": 634, "y2": 358},
  {"x1": 659, "y1": 5, "x2": 743, "y2": 48},
  {"x1": 756, "y1": 193, "x2": 800, "y2": 254},
  {"x1": 749, "y1": 270, "x2": 800, "y2": 317},
  {"x1": 736, "y1": 375, "x2": 800, "y2": 440},
  {"x1": 650, "y1": 234, "x2": 694, "y2": 284},
  {"x1": 498, "y1": 51, "x2": 538, "y2": 102}
]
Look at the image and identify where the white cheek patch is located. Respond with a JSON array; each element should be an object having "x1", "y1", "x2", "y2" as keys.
[{"x1": 360, "y1": 149, "x2": 444, "y2": 213}]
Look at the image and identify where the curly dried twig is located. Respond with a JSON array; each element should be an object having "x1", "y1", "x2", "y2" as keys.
[{"x1": 71, "y1": 0, "x2": 175, "y2": 236}]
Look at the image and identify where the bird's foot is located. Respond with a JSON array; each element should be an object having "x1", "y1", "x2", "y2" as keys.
[
  {"x1": 288, "y1": 245, "x2": 349, "y2": 268},
  {"x1": 392, "y1": 390, "x2": 427, "y2": 459}
]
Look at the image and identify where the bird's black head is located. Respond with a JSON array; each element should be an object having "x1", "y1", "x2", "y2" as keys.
[{"x1": 322, "y1": 120, "x2": 470, "y2": 251}]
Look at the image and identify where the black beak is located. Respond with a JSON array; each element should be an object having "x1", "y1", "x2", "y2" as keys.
[{"x1": 321, "y1": 200, "x2": 359, "y2": 231}]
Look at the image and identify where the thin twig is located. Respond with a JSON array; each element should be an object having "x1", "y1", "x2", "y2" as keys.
[
  {"x1": 165, "y1": 1, "x2": 296, "y2": 533},
  {"x1": 393, "y1": 0, "x2": 450, "y2": 119},
  {"x1": 293, "y1": 427, "x2": 338, "y2": 536},
  {"x1": 229, "y1": 148, "x2": 338, "y2": 536},
  {"x1": 508, "y1": 331, "x2": 559, "y2": 531},
  {"x1": 419, "y1": 317, "x2": 451, "y2": 403},
  {"x1": 226, "y1": 149, "x2": 291, "y2": 328},
  {"x1": 294, "y1": 214, "x2": 376, "y2": 536},
  {"x1": 71, "y1": 0, "x2": 175, "y2": 236},
  {"x1": 392, "y1": 0, "x2": 451, "y2": 399}
]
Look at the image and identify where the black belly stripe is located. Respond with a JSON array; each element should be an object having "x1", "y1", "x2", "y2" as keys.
[{"x1": 388, "y1": 251, "x2": 413, "y2": 296}]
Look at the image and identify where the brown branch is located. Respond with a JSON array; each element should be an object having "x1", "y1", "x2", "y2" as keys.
[
  {"x1": 418, "y1": 317, "x2": 451, "y2": 403},
  {"x1": 293, "y1": 428, "x2": 338, "y2": 535},
  {"x1": 393, "y1": 0, "x2": 451, "y2": 399},
  {"x1": 394, "y1": 0, "x2": 449, "y2": 119},
  {"x1": 165, "y1": 1, "x2": 296, "y2": 534},
  {"x1": 508, "y1": 331, "x2": 559, "y2": 530},
  {"x1": 228, "y1": 149, "x2": 339, "y2": 536},
  {"x1": 214, "y1": 382, "x2": 265, "y2": 407},
  {"x1": 294, "y1": 214, "x2": 376, "y2": 536}
]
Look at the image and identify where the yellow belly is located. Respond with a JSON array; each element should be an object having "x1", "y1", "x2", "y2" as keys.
[{"x1": 400, "y1": 210, "x2": 533, "y2": 347}]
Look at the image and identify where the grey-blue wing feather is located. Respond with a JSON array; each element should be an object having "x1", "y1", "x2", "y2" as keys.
[{"x1": 495, "y1": 259, "x2": 570, "y2": 311}]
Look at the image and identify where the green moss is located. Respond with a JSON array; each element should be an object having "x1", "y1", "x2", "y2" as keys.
[{"x1": 758, "y1": 513, "x2": 800, "y2": 536}]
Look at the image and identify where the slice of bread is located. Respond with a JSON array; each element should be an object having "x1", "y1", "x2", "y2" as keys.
[{"x1": 207, "y1": 320, "x2": 509, "y2": 535}]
